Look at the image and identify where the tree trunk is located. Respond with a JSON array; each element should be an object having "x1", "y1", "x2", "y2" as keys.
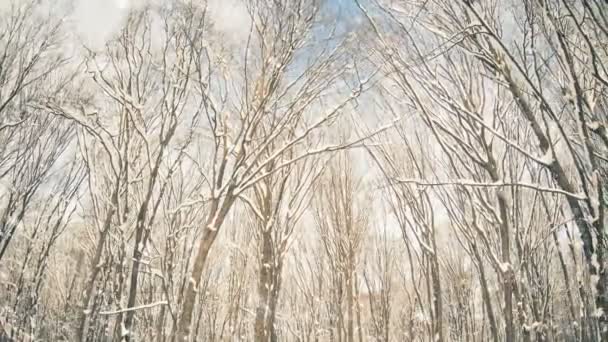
[
  {"x1": 175, "y1": 226, "x2": 218, "y2": 341},
  {"x1": 77, "y1": 186, "x2": 120, "y2": 342},
  {"x1": 471, "y1": 243, "x2": 499, "y2": 342},
  {"x1": 497, "y1": 191, "x2": 514, "y2": 342},
  {"x1": 346, "y1": 254, "x2": 354, "y2": 342},
  {"x1": 254, "y1": 231, "x2": 282, "y2": 342},
  {"x1": 175, "y1": 194, "x2": 234, "y2": 341}
]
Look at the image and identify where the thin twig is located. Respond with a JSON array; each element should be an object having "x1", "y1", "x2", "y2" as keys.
[{"x1": 99, "y1": 301, "x2": 168, "y2": 315}]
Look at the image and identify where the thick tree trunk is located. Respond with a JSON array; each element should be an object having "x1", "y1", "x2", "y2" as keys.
[
  {"x1": 254, "y1": 231, "x2": 282, "y2": 342},
  {"x1": 497, "y1": 191, "x2": 514, "y2": 342},
  {"x1": 175, "y1": 194, "x2": 234, "y2": 341},
  {"x1": 175, "y1": 225, "x2": 219, "y2": 341}
]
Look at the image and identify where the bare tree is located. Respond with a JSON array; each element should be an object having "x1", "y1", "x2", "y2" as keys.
[
  {"x1": 4, "y1": 0, "x2": 607, "y2": 340},
  {"x1": 357, "y1": 0, "x2": 608, "y2": 339},
  {"x1": 313, "y1": 153, "x2": 369, "y2": 342},
  {"x1": 0, "y1": 0, "x2": 72, "y2": 264},
  {"x1": 43, "y1": 4, "x2": 207, "y2": 340},
  {"x1": 174, "y1": 0, "x2": 380, "y2": 339},
  {"x1": 244, "y1": 155, "x2": 323, "y2": 341},
  {"x1": 362, "y1": 216, "x2": 395, "y2": 342}
]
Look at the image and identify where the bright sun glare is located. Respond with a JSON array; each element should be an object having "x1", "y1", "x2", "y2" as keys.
[{"x1": 115, "y1": 0, "x2": 129, "y2": 9}]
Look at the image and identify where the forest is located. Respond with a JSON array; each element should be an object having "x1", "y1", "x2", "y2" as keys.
[{"x1": 0, "y1": 0, "x2": 607, "y2": 341}]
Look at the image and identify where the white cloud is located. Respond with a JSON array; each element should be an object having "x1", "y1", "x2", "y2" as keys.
[{"x1": 71, "y1": 0, "x2": 129, "y2": 49}]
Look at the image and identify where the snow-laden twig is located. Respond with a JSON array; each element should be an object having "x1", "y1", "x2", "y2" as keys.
[
  {"x1": 395, "y1": 178, "x2": 587, "y2": 200},
  {"x1": 99, "y1": 301, "x2": 168, "y2": 315},
  {"x1": 168, "y1": 197, "x2": 207, "y2": 215}
]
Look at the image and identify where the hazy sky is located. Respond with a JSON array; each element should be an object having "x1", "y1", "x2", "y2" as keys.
[
  {"x1": 70, "y1": 0, "x2": 251, "y2": 49},
  {"x1": 67, "y1": 0, "x2": 359, "y2": 49},
  {"x1": 72, "y1": 0, "x2": 131, "y2": 47}
]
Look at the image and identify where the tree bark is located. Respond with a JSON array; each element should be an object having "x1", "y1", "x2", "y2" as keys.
[
  {"x1": 175, "y1": 194, "x2": 234, "y2": 341},
  {"x1": 254, "y1": 231, "x2": 282, "y2": 342}
]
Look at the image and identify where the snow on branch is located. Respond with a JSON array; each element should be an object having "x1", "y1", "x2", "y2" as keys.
[
  {"x1": 395, "y1": 178, "x2": 587, "y2": 200},
  {"x1": 99, "y1": 301, "x2": 168, "y2": 315}
]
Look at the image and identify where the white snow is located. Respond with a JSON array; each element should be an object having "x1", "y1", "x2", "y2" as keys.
[{"x1": 539, "y1": 149, "x2": 554, "y2": 166}]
